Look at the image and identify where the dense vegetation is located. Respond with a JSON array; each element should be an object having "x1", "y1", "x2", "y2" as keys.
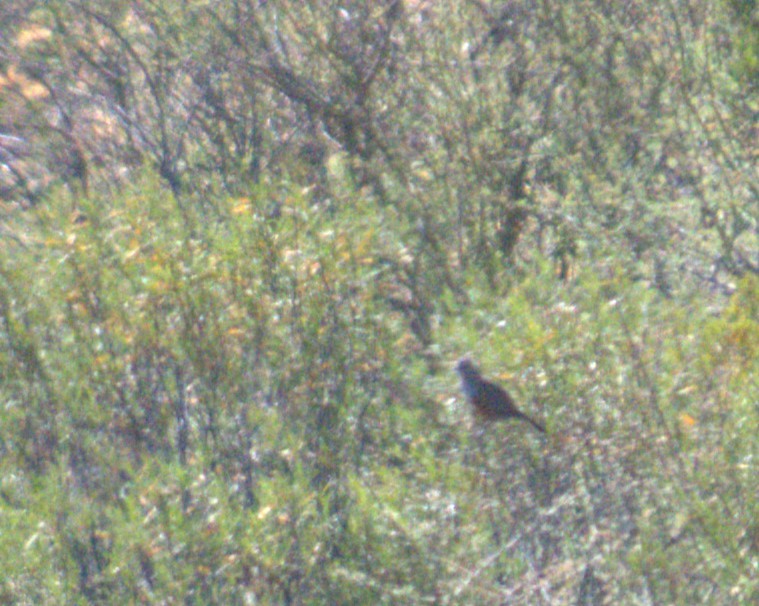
[{"x1": 0, "y1": 1, "x2": 756, "y2": 603}]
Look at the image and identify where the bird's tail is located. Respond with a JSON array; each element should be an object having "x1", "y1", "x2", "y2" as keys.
[{"x1": 520, "y1": 412, "x2": 546, "y2": 433}]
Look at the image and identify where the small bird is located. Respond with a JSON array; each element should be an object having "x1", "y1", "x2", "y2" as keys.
[{"x1": 455, "y1": 357, "x2": 546, "y2": 433}]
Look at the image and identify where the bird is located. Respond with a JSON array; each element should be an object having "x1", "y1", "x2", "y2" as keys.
[{"x1": 455, "y1": 357, "x2": 546, "y2": 433}]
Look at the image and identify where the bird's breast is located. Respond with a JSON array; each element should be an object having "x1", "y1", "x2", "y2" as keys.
[{"x1": 460, "y1": 378, "x2": 478, "y2": 400}]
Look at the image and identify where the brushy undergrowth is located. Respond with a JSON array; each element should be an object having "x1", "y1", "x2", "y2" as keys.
[
  {"x1": 1, "y1": 175, "x2": 755, "y2": 604},
  {"x1": 0, "y1": 0, "x2": 756, "y2": 604}
]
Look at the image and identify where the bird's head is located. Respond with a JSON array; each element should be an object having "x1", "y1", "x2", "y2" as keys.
[{"x1": 455, "y1": 357, "x2": 477, "y2": 376}]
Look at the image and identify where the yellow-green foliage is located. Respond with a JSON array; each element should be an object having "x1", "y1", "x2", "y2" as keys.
[{"x1": 0, "y1": 1, "x2": 756, "y2": 604}]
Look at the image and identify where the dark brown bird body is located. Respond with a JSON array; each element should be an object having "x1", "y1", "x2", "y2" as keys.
[{"x1": 456, "y1": 358, "x2": 546, "y2": 433}]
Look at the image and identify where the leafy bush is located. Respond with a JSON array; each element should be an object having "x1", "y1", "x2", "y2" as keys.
[{"x1": 0, "y1": 1, "x2": 756, "y2": 604}]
